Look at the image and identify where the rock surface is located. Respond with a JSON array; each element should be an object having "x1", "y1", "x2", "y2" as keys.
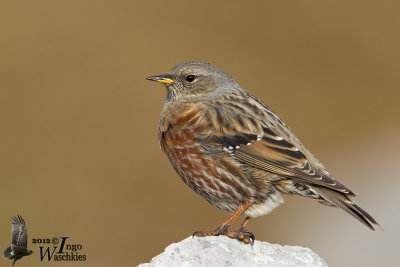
[{"x1": 139, "y1": 236, "x2": 328, "y2": 267}]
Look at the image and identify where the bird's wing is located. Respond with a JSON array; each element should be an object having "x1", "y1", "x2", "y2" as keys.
[
  {"x1": 11, "y1": 215, "x2": 28, "y2": 248},
  {"x1": 202, "y1": 101, "x2": 355, "y2": 196}
]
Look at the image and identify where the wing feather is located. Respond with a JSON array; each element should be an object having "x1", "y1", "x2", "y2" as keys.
[
  {"x1": 233, "y1": 139, "x2": 354, "y2": 195},
  {"x1": 202, "y1": 99, "x2": 355, "y2": 196},
  {"x1": 11, "y1": 215, "x2": 27, "y2": 248}
]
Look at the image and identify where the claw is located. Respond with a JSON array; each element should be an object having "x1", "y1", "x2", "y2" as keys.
[
  {"x1": 241, "y1": 230, "x2": 255, "y2": 245},
  {"x1": 192, "y1": 231, "x2": 202, "y2": 237}
]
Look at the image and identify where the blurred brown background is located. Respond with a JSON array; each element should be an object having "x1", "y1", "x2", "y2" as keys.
[{"x1": 0, "y1": 1, "x2": 399, "y2": 266}]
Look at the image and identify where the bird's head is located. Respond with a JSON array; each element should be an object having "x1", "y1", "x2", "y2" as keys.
[{"x1": 146, "y1": 61, "x2": 241, "y2": 101}]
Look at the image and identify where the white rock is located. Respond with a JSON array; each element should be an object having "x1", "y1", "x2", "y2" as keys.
[{"x1": 139, "y1": 236, "x2": 328, "y2": 267}]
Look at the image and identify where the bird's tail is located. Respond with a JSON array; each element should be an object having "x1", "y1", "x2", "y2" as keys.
[
  {"x1": 2, "y1": 246, "x2": 12, "y2": 259},
  {"x1": 310, "y1": 186, "x2": 381, "y2": 230}
]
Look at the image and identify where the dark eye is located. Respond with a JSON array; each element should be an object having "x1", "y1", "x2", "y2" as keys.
[{"x1": 185, "y1": 75, "x2": 196, "y2": 83}]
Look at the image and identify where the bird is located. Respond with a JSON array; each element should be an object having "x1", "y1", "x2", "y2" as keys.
[
  {"x1": 146, "y1": 61, "x2": 380, "y2": 244},
  {"x1": 3, "y1": 215, "x2": 34, "y2": 265}
]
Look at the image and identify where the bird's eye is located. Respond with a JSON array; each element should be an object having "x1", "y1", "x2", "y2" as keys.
[{"x1": 185, "y1": 75, "x2": 196, "y2": 83}]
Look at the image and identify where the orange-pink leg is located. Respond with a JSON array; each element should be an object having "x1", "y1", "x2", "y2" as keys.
[{"x1": 193, "y1": 203, "x2": 255, "y2": 244}]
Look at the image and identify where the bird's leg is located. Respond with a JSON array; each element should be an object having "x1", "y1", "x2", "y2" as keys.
[
  {"x1": 193, "y1": 203, "x2": 255, "y2": 244},
  {"x1": 239, "y1": 216, "x2": 251, "y2": 230}
]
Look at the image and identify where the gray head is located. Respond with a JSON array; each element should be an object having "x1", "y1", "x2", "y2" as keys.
[{"x1": 146, "y1": 61, "x2": 242, "y2": 101}]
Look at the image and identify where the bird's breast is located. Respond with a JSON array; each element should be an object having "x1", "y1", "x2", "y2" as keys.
[
  {"x1": 157, "y1": 102, "x2": 254, "y2": 207},
  {"x1": 158, "y1": 103, "x2": 208, "y2": 181}
]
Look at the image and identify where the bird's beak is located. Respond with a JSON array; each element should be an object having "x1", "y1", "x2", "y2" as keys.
[{"x1": 146, "y1": 74, "x2": 175, "y2": 85}]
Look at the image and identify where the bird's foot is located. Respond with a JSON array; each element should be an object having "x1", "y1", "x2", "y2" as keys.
[
  {"x1": 192, "y1": 225, "x2": 255, "y2": 245},
  {"x1": 226, "y1": 228, "x2": 255, "y2": 245}
]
